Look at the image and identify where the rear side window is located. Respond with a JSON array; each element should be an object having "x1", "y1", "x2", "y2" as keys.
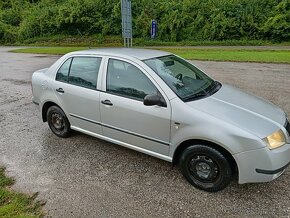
[
  {"x1": 55, "y1": 57, "x2": 102, "y2": 89},
  {"x1": 68, "y1": 57, "x2": 101, "y2": 89},
  {"x1": 56, "y1": 58, "x2": 72, "y2": 82},
  {"x1": 107, "y1": 59, "x2": 158, "y2": 101}
]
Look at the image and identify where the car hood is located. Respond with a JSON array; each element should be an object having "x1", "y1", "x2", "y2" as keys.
[{"x1": 186, "y1": 84, "x2": 286, "y2": 138}]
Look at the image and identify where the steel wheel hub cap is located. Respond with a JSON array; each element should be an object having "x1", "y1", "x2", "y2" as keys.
[
  {"x1": 51, "y1": 113, "x2": 64, "y2": 130},
  {"x1": 189, "y1": 155, "x2": 219, "y2": 181}
]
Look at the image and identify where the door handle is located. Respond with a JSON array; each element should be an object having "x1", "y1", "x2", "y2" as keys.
[
  {"x1": 101, "y1": 99, "x2": 113, "y2": 106},
  {"x1": 56, "y1": 88, "x2": 64, "y2": 93}
]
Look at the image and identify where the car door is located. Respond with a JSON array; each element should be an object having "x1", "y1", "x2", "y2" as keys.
[
  {"x1": 100, "y1": 57, "x2": 171, "y2": 157},
  {"x1": 53, "y1": 55, "x2": 104, "y2": 135}
]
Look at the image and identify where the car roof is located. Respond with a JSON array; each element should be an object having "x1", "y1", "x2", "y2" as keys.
[{"x1": 69, "y1": 48, "x2": 172, "y2": 60}]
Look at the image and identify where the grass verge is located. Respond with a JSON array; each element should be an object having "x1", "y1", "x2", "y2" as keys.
[
  {"x1": 10, "y1": 47, "x2": 290, "y2": 64},
  {"x1": 0, "y1": 167, "x2": 43, "y2": 218},
  {"x1": 159, "y1": 48, "x2": 290, "y2": 64},
  {"x1": 11, "y1": 47, "x2": 89, "y2": 55},
  {"x1": 4, "y1": 34, "x2": 290, "y2": 47}
]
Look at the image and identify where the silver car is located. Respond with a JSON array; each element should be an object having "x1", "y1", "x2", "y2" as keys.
[{"x1": 32, "y1": 48, "x2": 290, "y2": 192}]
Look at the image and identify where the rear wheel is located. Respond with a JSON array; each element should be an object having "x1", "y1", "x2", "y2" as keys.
[
  {"x1": 179, "y1": 144, "x2": 232, "y2": 192},
  {"x1": 47, "y1": 106, "x2": 71, "y2": 138}
]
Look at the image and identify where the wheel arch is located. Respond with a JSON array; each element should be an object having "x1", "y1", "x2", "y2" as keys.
[
  {"x1": 42, "y1": 101, "x2": 62, "y2": 122},
  {"x1": 172, "y1": 139, "x2": 238, "y2": 174}
]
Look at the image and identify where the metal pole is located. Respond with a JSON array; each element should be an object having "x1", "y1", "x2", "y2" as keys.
[
  {"x1": 121, "y1": 0, "x2": 132, "y2": 48},
  {"x1": 129, "y1": 0, "x2": 132, "y2": 47}
]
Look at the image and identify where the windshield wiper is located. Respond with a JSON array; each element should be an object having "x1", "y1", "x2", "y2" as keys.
[
  {"x1": 212, "y1": 81, "x2": 221, "y2": 93},
  {"x1": 183, "y1": 81, "x2": 221, "y2": 102},
  {"x1": 183, "y1": 92, "x2": 209, "y2": 102},
  {"x1": 206, "y1": 81, "x2": 221, "y2": 94}
]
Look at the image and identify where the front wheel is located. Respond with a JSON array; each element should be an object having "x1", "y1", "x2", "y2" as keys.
[
  {"x1": 47, "y1": 106, "x2": 71, "y2": 138},
  {"x1": 179, "y1": 145, "x2": 232, "y2": 192}
]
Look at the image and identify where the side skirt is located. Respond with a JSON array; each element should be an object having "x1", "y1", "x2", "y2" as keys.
[{"x1": 71, "y1": 125, "x2": 173, "y2": 162}]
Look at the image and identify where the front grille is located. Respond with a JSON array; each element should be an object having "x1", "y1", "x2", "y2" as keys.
[{"x1": 285, "y1": 119, "x2": 290, "y2": 136}]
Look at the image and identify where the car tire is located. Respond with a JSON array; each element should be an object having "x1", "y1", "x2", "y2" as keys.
[
  {"x1": 47, "y1": 106, "x2": 71, "y2": 138},
  {"x1": 179, "y1": 144, "x2": 232, "y2": 192}
]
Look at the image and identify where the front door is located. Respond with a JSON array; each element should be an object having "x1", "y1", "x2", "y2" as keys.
[{"x1": 100, "y1": 58, "x2": 171, "y2": 156}]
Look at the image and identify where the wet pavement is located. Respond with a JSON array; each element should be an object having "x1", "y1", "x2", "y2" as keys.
[{"x1": 0, "y1": 46, "x2": 290, "y2": 217}]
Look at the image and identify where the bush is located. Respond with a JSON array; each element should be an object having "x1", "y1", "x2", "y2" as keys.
[
  {"x1": 261, "y1": 0, "x2": 290, "y2": 41},
  {"x1": 0, "y1": 0, "x2": 289, "y2": 43}
]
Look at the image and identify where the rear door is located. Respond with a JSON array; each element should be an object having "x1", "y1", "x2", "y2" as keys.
[
  {"x1": 99, "y1": 57, "x2": 171, "y2": 157},
  {"x1": 53, "y1": 56, "x2": 104, "y2": 135}
]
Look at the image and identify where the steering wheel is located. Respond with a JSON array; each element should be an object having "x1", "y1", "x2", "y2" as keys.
[{"x1": 175, "y1": 73, "x2": 183, "y2": 81}]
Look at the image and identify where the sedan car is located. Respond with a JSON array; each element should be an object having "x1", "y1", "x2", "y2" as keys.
[{"x1": 32, "y1": 48, "x2": 290, "y2": 192}]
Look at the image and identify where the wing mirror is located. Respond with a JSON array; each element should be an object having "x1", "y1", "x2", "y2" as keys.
[{"x1": 143, "y1": 94, "x2": 167, "y2": 107}]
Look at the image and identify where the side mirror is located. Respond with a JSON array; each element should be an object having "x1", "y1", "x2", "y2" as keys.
[{"x1": 143, "y1": 94, "x2": 166, "y2": 107}]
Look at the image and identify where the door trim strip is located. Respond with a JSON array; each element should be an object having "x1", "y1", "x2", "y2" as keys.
[
  {"x1": 69, "y1": 113, "x2": 170, "y2": 146},
  {"x1": 70, "y1": 113, "x2": 102, "y2": 125}
]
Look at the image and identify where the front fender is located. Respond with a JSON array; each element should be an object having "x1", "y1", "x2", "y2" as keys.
[{"x1": 168, "y1": 97, "x2": 267, "y2": 158}]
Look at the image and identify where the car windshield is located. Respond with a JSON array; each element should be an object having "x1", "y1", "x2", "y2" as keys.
[{"x1": 143, "y1": 55, "x2": 220, "y2": 101}]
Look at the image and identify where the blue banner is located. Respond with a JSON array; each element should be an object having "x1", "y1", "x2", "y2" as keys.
[{"x1": 151, "y1": 20, "x2": 157, "y2": 39}]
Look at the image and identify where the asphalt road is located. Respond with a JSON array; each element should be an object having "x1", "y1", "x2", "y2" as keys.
[{"x1": 0, "y1": 46, "x2": 290, "y2": 217}]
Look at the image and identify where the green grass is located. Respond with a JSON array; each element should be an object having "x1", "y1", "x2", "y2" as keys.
[
  {"x1": 11, "y1": 35, "x2": 123, "y2": 47},
  {"x1": 11, "y1": 47, "x2": 89, "y2": 55},
  {"x1": 10, "y1": 46, "x2": 290, "y2": 64},
  {"x1": 135, "y1": 39, "x2": 290, "y2": 47},
  {"x1": 159, "y1": 48, "x2": 290, "y2": 64},
  {"x1": 4, "y1": 34, "x2": 290, "y2": 47},
  {"x1": 0, "y1": 168, "x2": 43, "y2": 218}
]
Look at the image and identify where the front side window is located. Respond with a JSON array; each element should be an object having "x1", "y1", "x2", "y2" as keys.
[
  {"x1": 56, "y1": 58, "x2": 72, "y2": 82},
  {"x1": 107, "y1": 59, "x2": 158, "y2": 101},
  {"x1": 144, "y1": 55, "x2": 220, "y2": 101},
  {"x1": 68, "y1": 57, "x2": 102, "y2": 89}
]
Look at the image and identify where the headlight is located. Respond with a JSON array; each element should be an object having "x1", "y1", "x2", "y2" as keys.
[{"x1": 264, "y1": 130, "x2": 286, "y2": 150}]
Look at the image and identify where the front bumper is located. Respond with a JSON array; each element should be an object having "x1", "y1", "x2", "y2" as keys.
[
  {"x1": 256, "y1": 161, "x2": 290, "y2": 174},
  {"x1": 233, "y1": 143, "x2": 290, "y2": 184}
]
